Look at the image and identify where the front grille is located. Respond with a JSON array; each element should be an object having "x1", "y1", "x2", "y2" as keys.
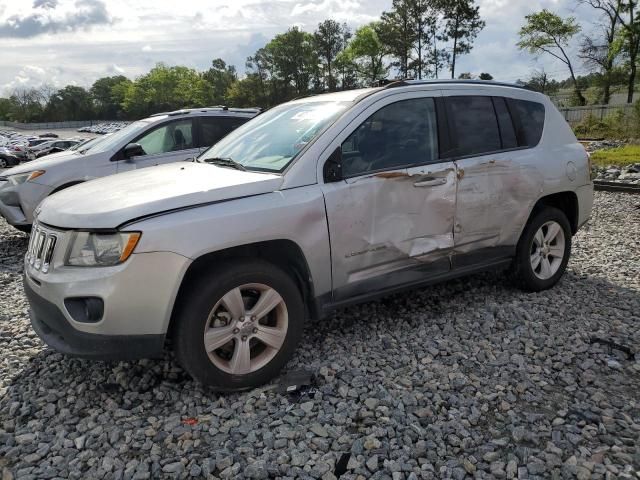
[{"x1": 27, "y1": 225, "x2": 58, "y2": 273}]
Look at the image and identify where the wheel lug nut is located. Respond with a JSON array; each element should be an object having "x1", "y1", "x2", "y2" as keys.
[
  {"x1": 251, "y1": 316, "x2": 256, "y2": 321},
  {"x1": 233, "y1": 328, "x2": 239, "y2": 334},
  {"x1": 253, "y1": 328, "x2": 258, "y2": 334},
  {"x1": 241, "y1": 336, "x2": 247, "y2": 341}
]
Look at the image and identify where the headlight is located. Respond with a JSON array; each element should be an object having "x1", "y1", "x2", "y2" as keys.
[
  {"x1": 66, "y1": 231, "x2": 141, "y2": 266},
  {"x1": 8, "y1": 171, "x2": 45, "y2": 185}
]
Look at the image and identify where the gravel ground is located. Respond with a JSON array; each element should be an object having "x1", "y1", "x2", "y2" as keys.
[{"x1": 0, "y1": 192, "x2": 639, "y2": 480}]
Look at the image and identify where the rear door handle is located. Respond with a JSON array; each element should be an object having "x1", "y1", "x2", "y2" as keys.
[{"x1": 414, "y1": 177, "x2": 447, "y2": 187}]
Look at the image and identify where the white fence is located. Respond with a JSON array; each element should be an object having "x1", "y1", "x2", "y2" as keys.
[{"x1": 559, "y1": 104, "x2": 635, "y2": 124}]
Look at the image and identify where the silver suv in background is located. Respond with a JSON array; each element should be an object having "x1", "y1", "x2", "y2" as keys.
[
  {"x1": 24, "y1": 80, "x2": 593, "y2": 390},
  {"x1": 0, "y1": 107, "x2": 259, "y2": 231}
]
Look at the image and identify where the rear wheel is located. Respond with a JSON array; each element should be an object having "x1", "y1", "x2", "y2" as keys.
[
  {"x1": 513, "y1": 207, "x2": 572, "y2": 292},
  {"x1": 173, "y1": 259, "x2": 304, "y2": 390},
  {"x1": 0, "y1": 157, "x2": 7, "y2": 168}
]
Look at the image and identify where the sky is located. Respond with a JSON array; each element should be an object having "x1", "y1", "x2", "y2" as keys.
[{"x1": 0, "y1": 0, "x2": 601, "y2": 96}]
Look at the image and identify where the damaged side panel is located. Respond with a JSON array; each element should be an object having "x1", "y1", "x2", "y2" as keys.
[
  {"x1": 453, "y1": 153, "x2": 544, "y2": 257},
  {"x1": 322, "y1": 163, "x2": 457, "y2": 300}
]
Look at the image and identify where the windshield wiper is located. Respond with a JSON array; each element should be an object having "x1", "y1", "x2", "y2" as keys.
[{"x1": 203, "y1": 157, "x2": 247, "y2": 171}]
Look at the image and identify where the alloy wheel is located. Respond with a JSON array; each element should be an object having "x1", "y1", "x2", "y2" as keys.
[
  {"x1": 530, "y1": 221, "x2": 565, "y2": 280},
  {"x1": 203, "y1": 283, "x2": 288, "y2": 375}
]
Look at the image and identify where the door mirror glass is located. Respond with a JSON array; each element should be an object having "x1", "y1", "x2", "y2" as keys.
[
  {"x1": 323, "y1": 147, "x2": 343, "y2": 183},
  {"x1": 124, "y1": 143, "x2": 146, "y2": 159}
]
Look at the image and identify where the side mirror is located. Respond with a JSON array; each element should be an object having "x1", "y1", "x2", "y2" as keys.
[
  {"x1": 323, "y1": 147, "x2": 343, "y2": 183},
  {"x1": 123, "y1": 143, "x2": 145, "y2": 159}
]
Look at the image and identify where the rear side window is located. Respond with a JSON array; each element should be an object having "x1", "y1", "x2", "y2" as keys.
[
  {"x1": 341, "y1": 98, "x2": 439, "y2": 177},
  {"x1": 509, "y1": 99, "x2": 545, "y2": 147},
  {"x1": 199, "y1": 117, "x2": 248, "y2": 148},
  {"x1": 445, "y1": 96, "x2": 501, "y2": 157},
  {"x1": 493, "y1": 97, "x2": 518, "y2": 150}
]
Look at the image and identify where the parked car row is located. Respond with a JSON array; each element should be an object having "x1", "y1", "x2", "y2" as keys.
[
  {"x1": 77, "y1": 122, "x2": 130, "y2": 134},
  {"x1": 0, "y1": 129, "x2": 85, "y2": 167},
  {"x1": 1, "y1": 82, "x2": 594, "y2": 390}
]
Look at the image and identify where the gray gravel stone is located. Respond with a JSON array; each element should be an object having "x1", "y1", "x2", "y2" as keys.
[{"x1": 0, "y1": 192, "x2": 639, "y2": 478}]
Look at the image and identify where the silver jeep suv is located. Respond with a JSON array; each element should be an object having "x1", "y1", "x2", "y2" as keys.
[{"x1": 24, "y1": 80, "x2": 593, "y2": 390}]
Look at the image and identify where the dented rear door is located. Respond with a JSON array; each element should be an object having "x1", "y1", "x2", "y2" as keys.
[{"x1": 443, "y1": 93, "x2": 544, "y2": 266}]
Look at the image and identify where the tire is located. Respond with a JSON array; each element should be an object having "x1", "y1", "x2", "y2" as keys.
[
  {"x1": 512, "y1": 206, "x2": 572, "y2": 292},
  {"x1": 0, "y1": 157, "x2": 7, "y2": 168},
  {"x1": 173, "y1": 259, "x2": 305, "y2": 391}
]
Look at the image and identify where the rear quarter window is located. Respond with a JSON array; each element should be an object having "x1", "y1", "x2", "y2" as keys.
[
  {"x1": 510, "y1": 99, "x2": 545, "y2": 148},
  {"x1": 445, "y1": 96, "x2": 502, "y2": 157}
]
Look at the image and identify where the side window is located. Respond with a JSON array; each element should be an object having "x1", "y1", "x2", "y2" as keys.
[
  {"x1": 136, "y1": 119, "x2": 194, "y2": 156},
  {"x1": 341, "y1": 98, "x2": 438, "y2": 178},
  {"x1": 493, "y1": 97, "x2": 518, "y2": 150},
  {"x1": 510, "y1": 99, "x2": 545, "y2": 147},
  {"x1": 446, "y1": 96, "x2": 501, "y2": 157},
  {"x1": 199, "y1": 117, "x2": 248, "y2": 148}
]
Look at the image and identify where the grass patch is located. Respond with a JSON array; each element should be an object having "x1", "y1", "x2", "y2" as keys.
[{"x1": 590, "y1": 145, "x2": 640, "y2": 167}]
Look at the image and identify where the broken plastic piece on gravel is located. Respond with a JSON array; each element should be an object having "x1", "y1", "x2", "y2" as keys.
[
  {"x1": 276, "y1": 368, "x2": 316, "y2": 396},
  {"x1": 590, "y1": 337, "x2": 635, "y2": 360}
]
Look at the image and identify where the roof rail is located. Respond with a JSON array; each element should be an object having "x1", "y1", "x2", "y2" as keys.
[
  {"x1": 149, "y1": 106, "x2": 262, "y2": 117},
  {"x1": 384, "y1": 79, "x2": 527, "y2": 90}
]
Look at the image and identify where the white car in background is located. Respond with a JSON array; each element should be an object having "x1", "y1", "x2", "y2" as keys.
[{"x1": 0, "y1": 107, "x2": 259, "y2": 231}]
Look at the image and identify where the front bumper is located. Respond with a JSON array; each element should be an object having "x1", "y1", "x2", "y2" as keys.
[
  {"x1": 25, "y1": 278, "x2": 165, "y2": 360},
  {"x1": 24, "y1": 248, "x2": 191, "y2": 359},
  {"x1": 0, "y1": 180, "x2": 52, "y2": 227}
]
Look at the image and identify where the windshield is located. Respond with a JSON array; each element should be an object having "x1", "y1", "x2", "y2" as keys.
[
  {"x1": 77, "y1": 135, "x2": 108, "y2": 153},
  {"x1": 199, "y1": 101, "x2": 351, "y2": 172},
  {"x1": 84, "y1": 120, "x2": 151, "y2": 155}
]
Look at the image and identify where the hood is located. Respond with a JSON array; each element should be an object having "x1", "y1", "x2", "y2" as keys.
[
  {"x1": 0, "y1": 151, "x2": 84, "y2": 176},
  {"x1": 38, "y1": 161, "x2": 284, "y2": 229}
]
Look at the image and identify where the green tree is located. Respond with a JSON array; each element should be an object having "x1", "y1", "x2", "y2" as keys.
[
  {"x1": 577, "y1": 0, "x2": 623, "y2": 104},
  {"x1": 0, "y1": 98, "x2": 12, "y2": 120},
  {"x1": 524, "y1": 69, "x2": 561, "y2": 95},
  {"x1": 479, "y1": 72, "x2": 493, "y2": 80},
  {"x1": 90, "y1": 75, "x2": 131, "y2": 119},
  {"x1": 379, "y1": 1, "x2": 415, "y2": 79},
  {"x1": 44, "y1": 86, "x2": 94, "y2": 121},
  {"x1": 314, "y1": 20, "x2": 350, "y2": 90},
  {"x1": 345, "y1": 23, "x2": 389, "y2": 85},
  {"x1": 441, "y1": 0, "x2": 485, "y2": 79},
  {"x1": 9, "y1": 88, "x2": 45, "y2": 122},
  {"x1": 614, "y1": 0, "x2": 640, "y2": 103},
  {"x1": 518, "y1": 9, "x2": 586, "y2": 106},
  {"x1": 267, "y1": 27, "x2": 317, "y2": 96},
  {"x1": 122, "y1": 64, "x2": 210, "y2": 118},
  {"x1": 226, "y1": 73, "x2": 269, "y2": 107},
  {"x1": 379, "y1": 0, "x2": 443, "y2": 79},
  {"x1": 202, "y1": 58, "x2": 237, "y2": 105}
]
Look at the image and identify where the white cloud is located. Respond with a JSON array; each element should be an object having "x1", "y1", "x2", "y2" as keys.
[{"x1": 0, "y1": 0, "x2": 604, "y2": 96}]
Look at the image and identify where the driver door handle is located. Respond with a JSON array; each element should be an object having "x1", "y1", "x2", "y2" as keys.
[{"x1": 414, "y1": 177, "x2": 447, "y2": 188}]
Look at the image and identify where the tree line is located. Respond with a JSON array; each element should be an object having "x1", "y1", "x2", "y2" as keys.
[
  {"x1": 3, "y1": 0, "x2": 638, "y2": 123},
  {"x1": 0, "y1": 0, "x2": 485, "y2": 123}
]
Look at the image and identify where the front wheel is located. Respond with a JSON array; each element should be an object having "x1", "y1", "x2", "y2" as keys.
[
  {"x1": 173, "y1": 259, "x2": 304, "y2": 390},
  {"x1": 512, "y1": 207, "x2": 572, "y2": 292}
]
